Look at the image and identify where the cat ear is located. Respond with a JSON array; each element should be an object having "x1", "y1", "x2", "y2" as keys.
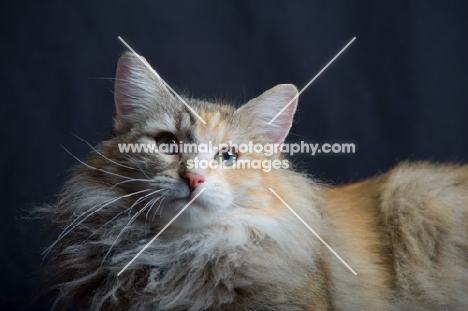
[
  {"x1": 237, "y1": 84, "x2": 298, "y2": 144},
  {"x1": 113, "y1": 52, "x2": 169, "y2": 131}
]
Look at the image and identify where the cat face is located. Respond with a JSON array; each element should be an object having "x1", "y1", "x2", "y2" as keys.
[{"x1": 104, "y1": 52, "x2": 299, "y2": 227}]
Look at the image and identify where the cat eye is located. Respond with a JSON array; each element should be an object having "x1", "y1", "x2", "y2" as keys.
[
  {"x1": 217, "y1": 150, "x2": 237, "y2": 166},
  {"x1": 155, "y1": 133, "x2": 179, "y2": 155}
]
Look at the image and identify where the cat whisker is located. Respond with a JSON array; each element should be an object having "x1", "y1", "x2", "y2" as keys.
[
  {"x1": 145, "y1": 193, "x2": 162, "y2": 220},
  {"x1": 124, "y1": 189, "x2": 162, "y2": 218},
  {"x1": 144, "y1": 195, "x2": 165, "y2": 233},
  {"x1": 43, "y1": 188, "x2": 153, "y2": 258},
  {"x1": 90, "y1": 77, "x2": 116, "y2": 80},
  {"x1": 60, "y1": 197, "x2": 123, "y2": 239},
  {"x1": 60, "y1": 188, "x2": 153, "y2": 240},
  {"x1": 144, "y1": 191, "x2": 168, "y2": 230},
  {"x1": 86, "y1": 192, "x2": 164, "y2": 242},
  {"x1": 151, "y1": 197, "x2": 165, "y2": 223},
  {"x1": 101, "y1": 192, "x2": 162, "y2": 266},
  {"x1": 288, "y1": 131, "x2": 310, "y2": 139},
  {"x1": 159, "y1": 200, "x2": 165, "y2": 218},
  {"x1": 67, "y1": 136, "x2": 155, "y2": 189},
  {"x1": 61, "y1": 145, "x2": 134, "y2": 181},
  {"x1": 129, "y1": 157, "x2": 152, "y2": 179},
  {"x1": 71, "y1": 133, "x2": 137, "y2": 171},
  {"x1": 109, "y1": 178, "x2": 154, "y2": 190}
]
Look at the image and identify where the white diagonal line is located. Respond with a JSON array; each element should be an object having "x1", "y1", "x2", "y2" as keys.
[
  {"x1": 117, "y1": 188, "x2": 206, "y2": 276},
  {"x1": 118, "y1": 36, "x2": 207, "y2": 125},
  {"x1": 268, "y1": 188, "x2": 357, "y2": 275},
  {"x1": 268, "y1": 37, "x2": 356, "y2": 124}
]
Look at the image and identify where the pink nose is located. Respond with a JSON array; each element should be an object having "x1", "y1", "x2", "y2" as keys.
[{"x1": 184, "y1": 173, "x2": 205, "y2": 191}]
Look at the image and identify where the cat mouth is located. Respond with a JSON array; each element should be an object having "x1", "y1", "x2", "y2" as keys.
[
  {"x1": 164, "y1": 190, "x2": 212, "y2": 227},
  {"x1": 189, "y1": 187, "x2": 205, "y2": 199},
  {"x1": 174, "y1": 188, "x2": 206, "y2": 207},
  {"x1": 172, "y1": 186, "x2": 205, "y2": 201}
]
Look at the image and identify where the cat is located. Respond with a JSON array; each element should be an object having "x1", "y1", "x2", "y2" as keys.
[{"x1": 36, "y1": 52, "x2": 468, "y2": 310}]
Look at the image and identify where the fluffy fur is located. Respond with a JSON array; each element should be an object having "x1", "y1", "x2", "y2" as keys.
[{"x1": 37, "y1": 53, "x2": 468, "y2": 310}]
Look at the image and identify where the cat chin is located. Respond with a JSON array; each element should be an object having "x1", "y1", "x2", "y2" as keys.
[
  {"x1": 160, "y1": 199, "x2": 226, "y2": 228},
  {"x1": 178, "y1": 211, "x2": 218, "y2": 228}
]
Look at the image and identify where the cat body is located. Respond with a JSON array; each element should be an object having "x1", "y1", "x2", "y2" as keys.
[{"x1": 38, "y1": 53, "x2": 468, "y2": 310}]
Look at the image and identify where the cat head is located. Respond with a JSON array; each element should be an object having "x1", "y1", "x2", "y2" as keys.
[{"x1": 100, "y1": 52, "x2": 299, "y2": 227}]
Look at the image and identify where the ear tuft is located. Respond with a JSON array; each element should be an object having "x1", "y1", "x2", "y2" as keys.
[{"x1": 237, "y1": 84, "x2": 299, "y2": 144}]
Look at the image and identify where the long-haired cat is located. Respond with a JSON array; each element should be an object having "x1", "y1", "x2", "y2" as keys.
[{"x1": 36, "y1": 52, "x2": 468, "y2": 310}]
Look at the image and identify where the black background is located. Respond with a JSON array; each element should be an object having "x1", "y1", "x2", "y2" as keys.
[{"x1": 2, "y1": 1, "x2": 468, "y2": 309}]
